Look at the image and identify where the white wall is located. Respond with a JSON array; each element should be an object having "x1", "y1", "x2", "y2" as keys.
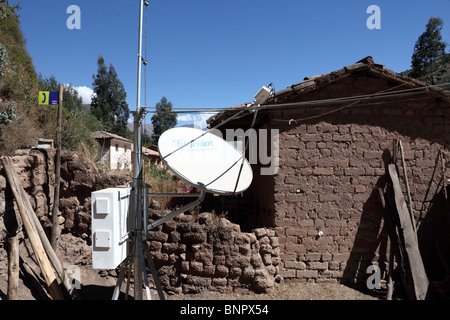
[{"x1": 109, "y1": 138, "x2": 132, "y2": 170}]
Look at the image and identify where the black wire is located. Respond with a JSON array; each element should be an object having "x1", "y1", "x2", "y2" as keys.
[{"x1": 144, "y1": 82, "x2": 450, "y2": 115}]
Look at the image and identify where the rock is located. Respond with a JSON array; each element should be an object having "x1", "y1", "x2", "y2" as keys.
[
  {"x1": 250, "y1": 253, "x2": 264, "y2": 268},
  {"x1": 252, "y1": 268, "x2": 274, "y2": 293},
  {"x1": 162, "y1": 242, "x2": 178, "y2": 254},
  {"x1": 242, "y1": 267, "x2": 256, "y2": 282},
  {"x1": 212, "y1": 277, "x2": 227, "y2": 286},
  {"x1": 150, "y1": 199, "x2": 161, "y2": 210},
  {"x1": 274, "y1": 274, "x2": 284, "y2": 283},
  {"x1": 168, "y1": 230, "x2": 180, "y2": 243},
  {"x1": 253, "y1": 228, "x2": 267, "y2": 238},
  {"x1": 215, "y1": 265, "x2": 229, "y2": 278},
  {"x1": 181, "y1": 231, "x2": 206, "y2": 244},
  {"x1": 198, "y1": 212, "x2": 211, "y2": 224},
  {"x1": 147, "y1": 231, "x2": 169, "y2": 242}
]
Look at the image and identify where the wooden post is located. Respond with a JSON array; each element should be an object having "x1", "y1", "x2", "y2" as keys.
[
  {"x1": 51, "y1": 85, "x2": 63, "y2": 249},
  {"x1": 377, "y1": 187, "x2": 401, "y2": 300},
  {"x1": 398, "y1": 140, "x2": 416, "y2": 235},
  {"x1": 4, "y1": 180, "x2": 20, "y2": 300},
  {"x1": 441, "y1": 152, "x2": 450, "y2": 215},
  {"x1": 6, "y1": 236, "x2": 19, "y2": 300},
  {"x1": 1, "y1": 157, "x2": 64, "y2": 300},
  {"x1": 388, "y1": 164, "x2": 429, "y2": 300},
  {"x1": 386, "y1": 245, "x2": 395, "y2": 300}
]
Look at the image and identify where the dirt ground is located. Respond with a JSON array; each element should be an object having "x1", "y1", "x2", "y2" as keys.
[
  {"x1": 0, "y1": 233, "x2": 383, "y2": 301},
  {"x1": 166, "y1": 282, "x2": 382, "y2": 301},
  {"x1": 69, "y1": 266, "x2": 382, "y2": 301},
  {"x1": 1, "y1": 262, "x2": 382, "y2": 301}
]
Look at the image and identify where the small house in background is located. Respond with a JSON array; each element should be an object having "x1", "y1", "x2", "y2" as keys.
[
  {"x1": 91, "y1": 131, "x2": 133, "y2": 170},
  {"x1": 143, "y1": 145, "x2": 166, "y2": 169}
]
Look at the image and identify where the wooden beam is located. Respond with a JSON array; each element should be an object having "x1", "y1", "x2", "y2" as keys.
[
  {"x1": 1, "y1": 156, "x2": 64, "y2": 300},
  {"x1": 19, "y1": 256, "x2": 51, "y2": 300},
  {"x1": 16, "y1": 171, "x2": 78, "y2": 299},
  {"x1": 398, "y1": 140, "x2": 416, "y2": 235},
  {"x1": 3, "y1": 152, "x2": 78, "y2": 299},
  {"x1": 6, "y1": 236, "x2": 19, "y2": 300},
  {"x1": 388, "y1": 164, "x2": 429, "y2": 300}
]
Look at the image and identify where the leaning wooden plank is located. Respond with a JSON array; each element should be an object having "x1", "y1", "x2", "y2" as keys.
[
  {"x1": 16, "y1": 170, "x2": 78, "y2": 299},
  {"x1": 19, "y1": 255, "x2": 52, "y2": 300},
  {"x1": 388, "y1": 164, "x2": 429, "y2": 300},
  {"x1": 382, "y1": 186, "x2": 413, "y2": 294},
  {"x1": 398, "y1": 140, "x2": 417, "y2": 236},
  {"x1": 1, "y1": 157, "x2": 64, "y2": 300},
  {"x1": 377, "y1": 188, "x2": 399, "y2": 300},
  {"x1": 6, "y1": 236, "x2": 19, "y2": 300}
]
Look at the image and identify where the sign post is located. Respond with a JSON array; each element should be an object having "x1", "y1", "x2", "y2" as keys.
[
  {"x1": 39, "y1": 91, "x2": 59, "y2": 105},
  {"x1": 50, "y1": 86, "x2": 63, "y2": 249}
]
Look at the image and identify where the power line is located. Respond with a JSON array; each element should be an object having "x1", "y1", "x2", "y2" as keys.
[{"x1": 141, "y1": 81, "x2": 450, "y2": 115}]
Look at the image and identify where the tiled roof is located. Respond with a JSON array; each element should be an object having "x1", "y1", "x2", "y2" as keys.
[
  {"x1": 91, "y1": 131, "x2": 133, "y2": 143},
  {"x1": 207, "y1": 56, "x2": 450, "y2": 126}
]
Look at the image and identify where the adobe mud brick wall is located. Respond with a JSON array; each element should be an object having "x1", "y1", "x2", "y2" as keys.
[
  {"x1": 0, "y1": 149, "x2": 129, "y2": 239},
  {"x1": 267, "y1": 78, "x2": 450, "y2": 284},
  {"x1": 0, "y1": 149, "x2": 57, "y2": 235},
  {"x1": 147, "y1": 208, "x2": 280, "y2": 294}
]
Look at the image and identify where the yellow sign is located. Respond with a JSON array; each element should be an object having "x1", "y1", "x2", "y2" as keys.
[{"x1": 39, "y1": 91, "x2": 49, "y2": 105}]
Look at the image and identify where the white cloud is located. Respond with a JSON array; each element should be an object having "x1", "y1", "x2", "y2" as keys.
[
  {"x1": 177, "y1": 114, "x2": 197, "y2": 122},
  {"x1": 177, "y1": 113, "x2": 212, "y2": 129},
  {"x1": 73, "y1": 86, "x2": 95, "y2": 104}
]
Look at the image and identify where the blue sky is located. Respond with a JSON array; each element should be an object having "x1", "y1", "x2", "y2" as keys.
[{"x1": 10, "y1": 0, "x2": 450, "y2": 128}]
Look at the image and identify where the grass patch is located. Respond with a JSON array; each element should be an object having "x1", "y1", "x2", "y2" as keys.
[{"x1": 144, "y1": 162, "x2": 177, "y2": 208}]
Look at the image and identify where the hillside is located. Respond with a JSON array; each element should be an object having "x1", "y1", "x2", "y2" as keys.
[
  {"x1": 126, "y1": 122, "x2": 153, "y2": 136},
  {"x1": 0, "y1": 2, "x2": 38, "y2": 102},
  {"x1": 0, "y1": 2, "x2": 102, "y2": 157},
  {"x1": 0, "y1": 2, "x2": 43, "y2": 155}
]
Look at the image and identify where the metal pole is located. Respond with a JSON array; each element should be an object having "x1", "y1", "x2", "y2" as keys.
[
  {"x1": 131, "y1": 0, "x2": 145, "y2": 300},
  {"x1": 146, "y1": 191, "x2": 206, "y2": 232},
  {"x1": 132, "y1": 111, "x2": 143, "y2": 300},
  {"x1": 136, "y1": 0, "x2": 143, "y2": 114}
]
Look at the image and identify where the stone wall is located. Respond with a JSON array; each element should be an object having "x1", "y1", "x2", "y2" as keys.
[
  {"x1": 147, "y1": 207, "x2": 280, "y2": 293},
  {"x1": 0, "y1": 149, "x2": 56, "y2": 234},
  {"x1": 59, "y1": 151, "x2": 130, "y2": 237},
  {"x1": 0, "y1": 148, "x2": 281, "y2": 294}
]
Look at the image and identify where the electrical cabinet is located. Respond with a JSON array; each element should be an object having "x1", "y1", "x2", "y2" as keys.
[{"x1": 91, "y1": 187, "x2": 131, "y2": 269}]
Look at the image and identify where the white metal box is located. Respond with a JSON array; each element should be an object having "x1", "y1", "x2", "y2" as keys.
[
  {"x1": 91, "y1": 187, "x2": 131, "y2": 269},
  {"x1": 254, "y1": 86, "x2": 272, "y2": 105}
]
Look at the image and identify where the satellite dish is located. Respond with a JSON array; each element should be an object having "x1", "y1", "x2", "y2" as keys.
[{"x1": 158, "y1": 127, "x2": 253, "y2": 194}]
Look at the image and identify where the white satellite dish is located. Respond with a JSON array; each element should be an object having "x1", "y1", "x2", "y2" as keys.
[{"x1": 158, "y1": 127, "x2": 253, "y2": 194}]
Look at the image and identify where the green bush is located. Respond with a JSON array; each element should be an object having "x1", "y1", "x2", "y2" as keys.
[{"x1": 0, "y1": 101, "x2": 18, "y2": 140}]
